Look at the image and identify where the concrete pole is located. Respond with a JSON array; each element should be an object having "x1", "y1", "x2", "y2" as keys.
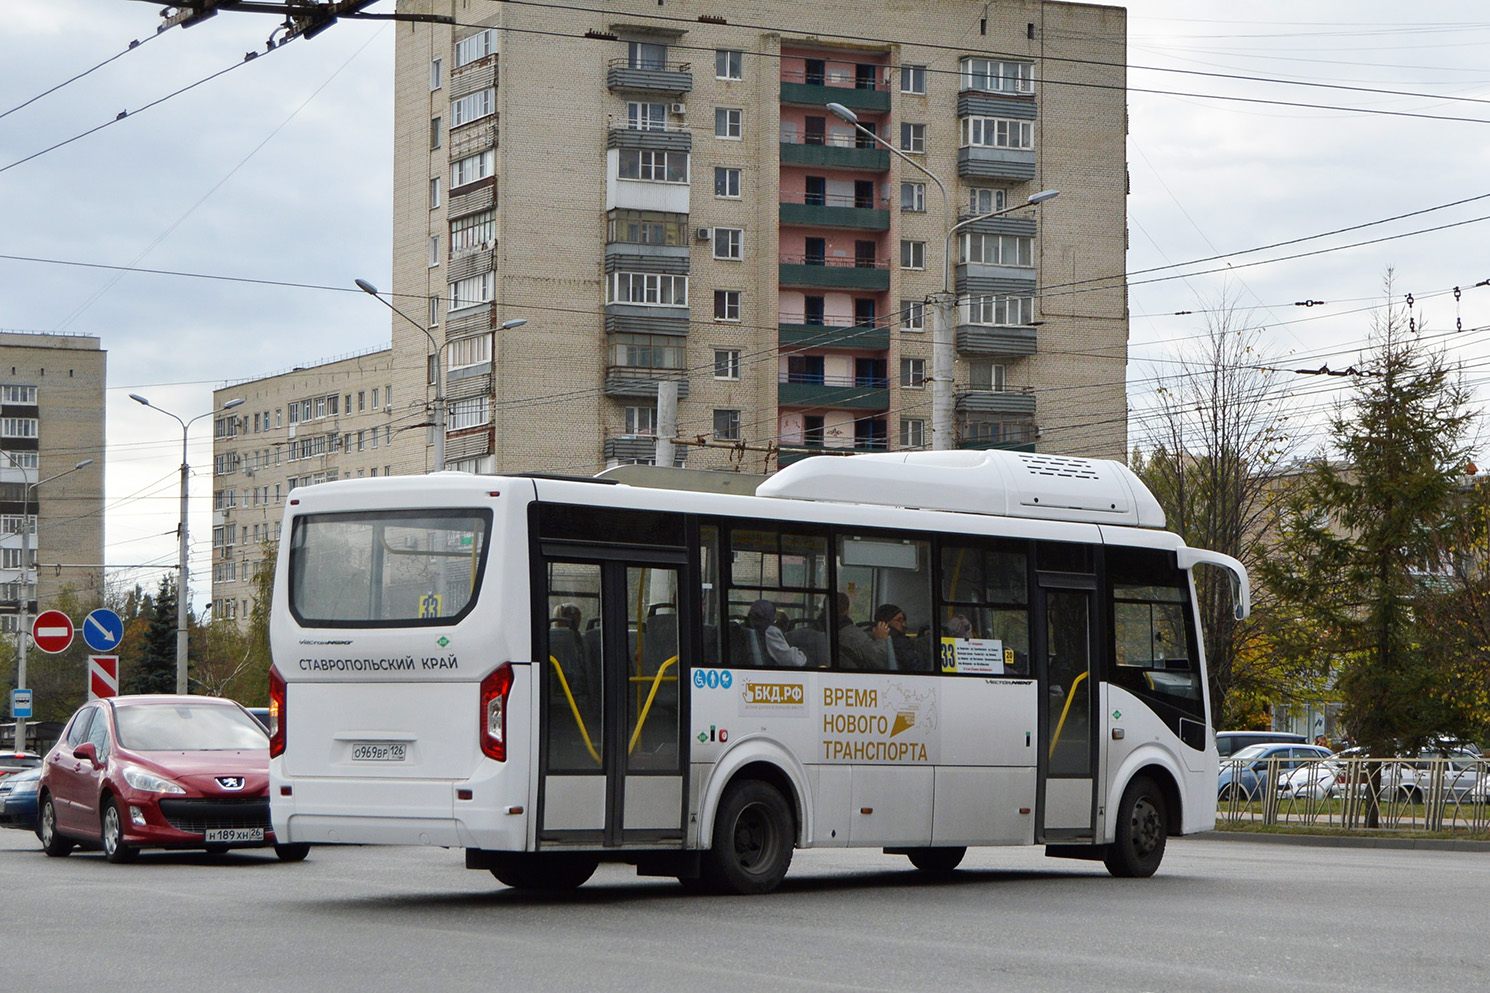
[
  {"x1": 175, "y1": 437, "x2": 189, "y2": 693},
  {"x1": 14, "y1": 483, "x2": 29, "y2": 752},
  {"x1": 655, "y1": 379, "x2": 678, "y2": 467}
]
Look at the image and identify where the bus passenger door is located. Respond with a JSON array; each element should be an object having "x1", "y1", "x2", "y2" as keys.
[
  {"x1": 538, "y1": 556, "x2": 686, "y2": 848},
  {"x1": 1037, "y1": 582, "x2": 1099, "y2": 841}
]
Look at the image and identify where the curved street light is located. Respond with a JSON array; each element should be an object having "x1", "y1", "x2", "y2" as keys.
[{"x1": 130, "y1": 394, "x2": 243, "y2": 694}]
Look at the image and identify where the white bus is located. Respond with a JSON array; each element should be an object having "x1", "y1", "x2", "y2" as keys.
[{"x1": 267, "y1": 450, "x2": 1247, "y2": 893}]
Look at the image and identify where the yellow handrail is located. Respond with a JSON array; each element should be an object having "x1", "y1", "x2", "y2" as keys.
[
  {"x1": 628, "y1": 655, "x2": 678, "y2": 755},
  {"x1": 1048, "y1": 670, "x2": 1089, "y2": 759},
  {"x1": 547, "y1": 655, "x2": 601, "y2": 765}
]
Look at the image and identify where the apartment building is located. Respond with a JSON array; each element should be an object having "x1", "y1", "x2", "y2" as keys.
[
  {"x1": 0, "y1": 333, "x2": 105, "y2": 636},
  {"x1": 391, "y1": 0, "x2": 1129, "y2": 473},
  {"x1": 209, "y1": 348, "x2": 395, "y2": 624}
]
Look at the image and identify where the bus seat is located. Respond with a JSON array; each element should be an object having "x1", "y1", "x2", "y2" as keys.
[{"x1": 786, "y1": 625, "x2": 828, "y2": 668}]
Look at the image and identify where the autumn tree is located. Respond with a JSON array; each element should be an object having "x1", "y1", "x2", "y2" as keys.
[{"x1": 1132, "y1": 292, "x2": 1290, "y2": 727}]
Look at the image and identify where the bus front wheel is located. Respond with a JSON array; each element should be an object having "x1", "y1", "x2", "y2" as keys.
[
  {"x1": 1104, "y1": 775, "x2": 1167, "y2": 878},
  {"x1": 702, "y1": 779, "x2": 794, "y2": 895}
]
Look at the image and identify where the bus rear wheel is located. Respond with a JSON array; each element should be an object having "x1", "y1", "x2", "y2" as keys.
[
  {"x1": 702, "y1": 779, "x2": 794, "y2": 895},
  {"x1": 904, "y1": 846, "x2": 966, "y2": 876},
  {"x1": 1104, "y1": 776, "x2": 1166, "y2": 878},
  {"x1": 488, "y1": 852, "x2": 598, "y2": 891}
]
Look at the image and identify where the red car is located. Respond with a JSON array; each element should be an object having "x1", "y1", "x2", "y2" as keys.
[{"x1": 38, "y1": 694, "x2": 308, "y2": 863}]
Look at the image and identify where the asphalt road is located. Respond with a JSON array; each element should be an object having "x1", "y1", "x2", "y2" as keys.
[{"x1": 3, "y1": 828, "x2": 1484, "y2": 992}]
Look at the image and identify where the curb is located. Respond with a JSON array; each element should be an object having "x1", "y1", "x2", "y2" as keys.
[{"x1": 1193, "y1": 830, "x2": 1490, "y2": 853}]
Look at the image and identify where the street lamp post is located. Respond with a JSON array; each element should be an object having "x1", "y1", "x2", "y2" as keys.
[
  {"x1": 130, "y1": 394, "x2": 243, "y2": 695},
  {"x1": 355, "y1": 279, "x2": 524, "y2": 471},
  {"x1": 827, "y1": 102, "x2": 1057, "y2": 450},
  {"x1": 7, "y1": 456, "x2": 92, "y2": 752}
]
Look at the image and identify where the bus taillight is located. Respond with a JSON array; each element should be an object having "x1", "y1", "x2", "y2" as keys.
[
  {"x1": 479, "y1": 663, "x2": 514, "y2": 762},
  {"x1": 268, "y1": 665, "x2": 287, "y2": 758}
]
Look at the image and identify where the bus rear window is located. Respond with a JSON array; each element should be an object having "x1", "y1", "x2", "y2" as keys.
[{"x1": 289, "y1": 509, "x2": 493, "y2": 626}]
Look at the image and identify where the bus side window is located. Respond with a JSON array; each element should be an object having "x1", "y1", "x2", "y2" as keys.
[
  {"x1": 939, "y1": 540, "x2": 1029, "y2": 677},
  {"x1": 698, "y1": 525, "x2": 723, "y2": 666}
]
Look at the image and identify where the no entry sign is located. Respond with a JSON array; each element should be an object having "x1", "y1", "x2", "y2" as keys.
[{"x1": 32, "y1": 610, "x2": 74, "y2": 654}]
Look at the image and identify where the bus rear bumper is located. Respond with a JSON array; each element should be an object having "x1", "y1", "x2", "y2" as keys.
[{"x1": 271, "y1": 777, "x2": 528, "y2": 851}]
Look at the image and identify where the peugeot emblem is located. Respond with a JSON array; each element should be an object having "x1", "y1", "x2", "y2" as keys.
[{"x1": 216, "y1": 776, "x2": 245, "y2": 791}]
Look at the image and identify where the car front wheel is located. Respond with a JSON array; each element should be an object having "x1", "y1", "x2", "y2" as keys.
[
  {"x1": 38, "y1": 795, "x2": 73, "y2": 857},
  {"x1": 101, "y1": 798, "x2": 138, "y2": 864}
]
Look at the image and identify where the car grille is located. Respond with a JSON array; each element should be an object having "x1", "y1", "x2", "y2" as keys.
[{"x1": 157, "y1": 798, "x2": 271, "y2": 834}]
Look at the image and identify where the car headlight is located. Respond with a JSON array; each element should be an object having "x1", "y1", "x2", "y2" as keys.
[
  {"x1": 9, "y1": 778, "x2": 39, "y2": 796},
  {"x1": 122, "y1": 767, "x2": 186, "y2": 795}
]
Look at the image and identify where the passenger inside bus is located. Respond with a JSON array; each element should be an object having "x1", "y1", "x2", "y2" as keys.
[
  {"x1": 875, "y1": 602, "x2": 931, "y2": 671},
  {"x1": 744, "y1": 599, "x2": 807, "y2": 667},
  {"x1": 834, "y1": 592, "x2": 890, "y2": 670}
]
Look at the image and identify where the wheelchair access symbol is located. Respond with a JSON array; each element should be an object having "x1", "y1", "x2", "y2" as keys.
[{"x1": 692, "y1": 670, "x2": 733, "y2": 690}]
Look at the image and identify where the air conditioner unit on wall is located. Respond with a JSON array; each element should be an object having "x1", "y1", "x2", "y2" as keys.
[
  {"x1": 695, "y1": 227, "x2": 711, "y2": 241},
  {"x1": 670, "y1": 102, "x2": 686, "y2": 115}
]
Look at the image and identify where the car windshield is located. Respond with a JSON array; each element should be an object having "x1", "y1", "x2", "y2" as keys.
[{"x1": 114, "y1": 704, "x2": 269, "y2": 751}]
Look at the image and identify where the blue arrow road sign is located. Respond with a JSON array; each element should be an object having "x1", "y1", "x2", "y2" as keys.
[{"x1": 82, "y1": 608, "x2": 125, "y2": 653}]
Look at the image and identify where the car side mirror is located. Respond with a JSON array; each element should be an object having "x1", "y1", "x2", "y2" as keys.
[{"x1": 72, "y1": 742, "x2": 100, "y2": 767}]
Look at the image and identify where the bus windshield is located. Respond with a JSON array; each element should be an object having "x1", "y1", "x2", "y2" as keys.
[{"x1": 289, "y1": 508, "x2": 493, "y2": 626}]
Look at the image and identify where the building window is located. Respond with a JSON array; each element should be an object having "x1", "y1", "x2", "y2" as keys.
[
  {"x1": 969, "y1": 361, "x2": 1007, "y2": 391},
  {"x1": 451, "y1": 209, "x2": 496, "y2": 252},
  {"x1": 714, "y1": 348, "x2": 741, "y2": 380},
  {"x1": 451, "y1": 87, "x2": 496, "y2": 128},
  {"x1": 624, "y1": 405, "x2": 657, "y2": 436},
  {"x1": 607, "y1": 209, "x2": 688, "y2": 246},
  {"x1": 429, "y1": 177, "x2": 440, "y2": 209},
  {"x1": 715, "y1": 49, "x2": 743, "y2": 80},
  {"x1": 713, "y1": 409, "x2": 741, "y2": 441},
  {"x1": 960, "y1": 116, "x2": 1033, "y2": 150},
  {"x1": 0, "y1": 450, "x2": 36, "y2": 469},
  {"x1": 627, "y1": 101, "x2": 669, "y2": 131},
  {"x1": 610, "y1": 333, "x2": 685, "y2": 370},
  {"x1": 713, "y1": 227, "x2": 743, "y2": 260},
  {"x1": 899, "y1": 240, "x2": 925, "y2": 270},
  {"x1": 628, "y1": 41, "x2": 666, "y2": 71},
  {"x1": 960, "y1": 233, "x2": 1033, "y2": 267},
  {"x1": 900, "y1": 64, "x2": 926, "y2": 94},
  {"x1": 430, "y1": 57, "x2": 442, "y2": 90},
  {"x1": 900, "y1": 357, "x2": 926, "y2": 388},
  {"x1": 455, "y1": 29, "x2": 496, "y2": 67},
  {"x1": 0, "y1": 418, "x2": 37, "y2": 438},
  {"x1": 714, "y1": 166, "x2": 741, "y2": 198},
  {"x1": 448, "y1": 397, "x2": 491, "y2": 431},
  {"x1": 900, "y1": 299, "x2": 924, "y2": 331},
  {"x1": 449, "y1": 272, "x2": 494, "y2": 311},
  {"x1": 900, "y1": 417, "x2": 925, "y2": 449},
  {"x1": 713, "y1": 290, "x2": 741, "y2": 321},
  {"x1": 965, "y1": 294, "x2": 1034, "y2": 326},
  {"x1": 968, "y1": 187, "x2": 1006, "y2": 214},
  {"x1": 1, "y1": 386, "x2": 36, "y2": 404},
  {"x1": 448, "y1": 335, "x2": 491, "y2": 370},
  {"x1": 451, "y1": 149, "x2": 494, "y2": 187},
  {"x1": 715, "y1": 107, "x2": 742, "y2": 139},
  {"x1": 429, "y1": 116, "x2": 441, "y2": 150},
  {"x1": 428, "y1": 235, "x2": 440, "y2": 267},
  {"x1": 960, "y1": 58, "x2": 1033, "y2": 94},
  {"x1": 608, "y1": 272, "x2": 688, "y2": 306},
  {"x1": 617, "y1": 149, "x2": 690, "y2": 183},
  {"x1": 899, "y1": 122, "x2": 925, "y2": 153},
  {"x1": 900, "y1": 182, "x2": 925, "y2": 212}
]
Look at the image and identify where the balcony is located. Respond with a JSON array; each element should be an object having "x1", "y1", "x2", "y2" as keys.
[
  {"x1": 607, "y1": 58, "x2": 692, "y2": 96},
  {"x1": 778, "y1": 373, "x2": 890, "y2": 411},
  {"x1": 955, "y1": 389, "x2": 1036, "y2": 416},
  {"x1": 779, "y1": 191, "x2": 889, "y2": 231},
  {"x1": 779, "y1": 319, "x2": 890, "y2": 352},
  {"x1": 604, "y1": 367, "x2": 691, "y2": 399},
  {"x1": 779, "y1": 255, "x2": 890, "y2": 292},
  {"x1": 957, "y1": 145, "x2": 1036, "y2": 181},
  {"x1": 604, "y1": 435, "x2": 684, "y2": 466},
  {"x1": 779, "y1": 72, "x2": 890, "y2": 113},
  {"x1": 780, "y1": 135, "x2": 889, "y2": 172},
  {"x1": 956, "y1": 325, "x2": 1037, "y2": 357}
]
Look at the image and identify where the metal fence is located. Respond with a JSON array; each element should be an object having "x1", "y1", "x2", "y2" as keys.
[{"x1": 1218, "y1": 755, "x2": 1490, "y2": 833}]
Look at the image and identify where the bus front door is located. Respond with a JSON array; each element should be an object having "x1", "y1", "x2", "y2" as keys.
[
  {"x1": 539, "y1": 558, "x2": 686, "y2": 848},
  {"x1": 1037, "y1": 582, "x2": 1099, "y2": 841}
]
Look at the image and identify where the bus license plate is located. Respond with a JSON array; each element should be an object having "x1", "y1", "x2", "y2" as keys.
[
  {"x1": 351, "y1": 742, "x2": 407, "y2": 762},
  {"x1": 205, "y1": 827, "x2": 264, "y2": 843}
]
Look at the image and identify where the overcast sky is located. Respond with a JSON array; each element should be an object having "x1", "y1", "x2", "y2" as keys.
[{"x1": 3, "y1": 2, "x2": 1489, "y2": 607}]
